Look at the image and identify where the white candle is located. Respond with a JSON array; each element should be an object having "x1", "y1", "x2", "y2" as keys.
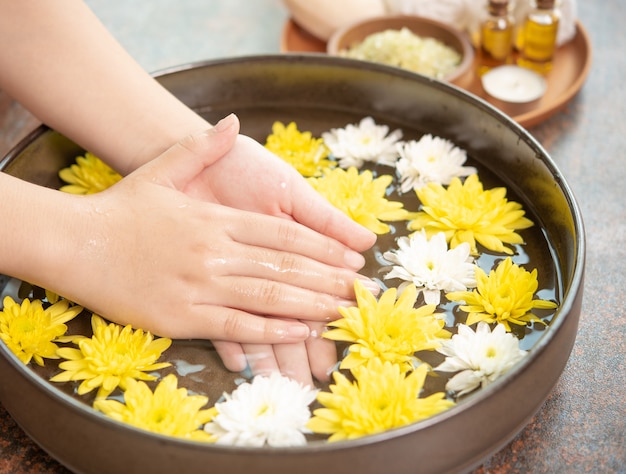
[{"x1": 481, "y1": 65, "x2": 547, "y2": 103}]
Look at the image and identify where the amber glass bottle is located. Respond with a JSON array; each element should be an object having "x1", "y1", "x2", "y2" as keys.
[
  {"x1": 517, "y1": 0, "x2": 560, "y2": 74},
  {"x1": 480, "y1": 0, "x2": 514, "y2": 66}
]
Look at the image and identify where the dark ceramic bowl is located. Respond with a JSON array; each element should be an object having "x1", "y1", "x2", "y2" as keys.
[{"x1": 0, "y1": 55, "x2": 584, "y2": 474}]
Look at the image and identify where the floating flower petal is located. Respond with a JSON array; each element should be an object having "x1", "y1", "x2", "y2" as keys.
[
  {"x1": 308, "y1": 166, "x2": 413, "y2": 234},
  {"x1": 384, "y1": 231, "x2": 477, "y2": 306},
  {"x1": 0, "y1": 296, "x2": 82, "y2": 366},
  {"x1": 308, "y1": 358, "x2": 454, "y2": 441},
  {"x1": 94, "y1": 374, "x2": 214, "y2": 442},
  {"x1": 435, "y1": 322, "x2": 528, "y2": 396},
  {"x1": 446, "y1": 257, "x2": 558, "y2": 331},
  {"x1": 324, "y1": 280, "x2": 450, "y2": 371},
  {"x1": 396, "y1": 134, "x2": 476, "y2": 192},
  {"x1": 264, "y1": 121, "x2": 334, "y2": 177},
  {"x1": 408, "y1": 174, "x2": 534, "y2": 255},
  {"x1": 44, "y1": 289, "x2": 62, "y2": 304},
  {"x1": 50, "y1": 314, "x2": 172, "y2": 399},
  {"x1": 204, "y1": 372, "x2": 318, "y2": 447},
  {"x1": 322, "y1": 116, "x2": 403, "y2": 168},
  {"x1": 58, "y1": 152, "x2": 122, "y2": 194}
]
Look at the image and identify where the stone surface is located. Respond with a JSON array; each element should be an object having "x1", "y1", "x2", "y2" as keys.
[{"x1": 0, "y1": 0, "x2": 624, "y2": 472}]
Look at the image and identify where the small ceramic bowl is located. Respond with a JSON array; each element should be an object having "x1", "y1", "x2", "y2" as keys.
[{"x1": 327, "y1": 15, "x2": 474, "y2": 84}]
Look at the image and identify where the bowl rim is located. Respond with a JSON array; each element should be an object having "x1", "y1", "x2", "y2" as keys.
[
  {"x1": 326, "y1": 14, "x2": 475, "y2": 83},
  {"x1": 0, "y1": 53, "x2": 585, "y2": 463}
]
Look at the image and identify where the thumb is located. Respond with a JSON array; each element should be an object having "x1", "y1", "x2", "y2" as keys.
[{"x1": 133, "y1": 113, "x2": 240, "y2": 191}]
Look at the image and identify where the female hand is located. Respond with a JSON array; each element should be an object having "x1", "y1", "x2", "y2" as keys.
[
  {"x1": 21, "y1": 118, "x2": 375, "y2": 366},
  {"x1": 182, "y1": 116, "x2": 376, "y2": 254},
  {"x1": 233, "y1": 319, "x2": 339, "y2": 387}
]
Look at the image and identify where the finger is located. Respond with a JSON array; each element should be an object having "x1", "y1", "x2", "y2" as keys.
[
  {"x1": 305, "y1": 321, "x2": 338, "y2": 382},
  {"x1": 212, "y1": 340, "x2": 247, "y2": 372},
  {"x1": 288, "y1": 179, "x2": 377, "y2": 254},
  {"x1": 226, "y1": 211, "x2": 368, "y2": 271},
  {"x1": 133, "y1": 114, "x2": 240, "y2": 190},
  {"x1": 273, "y1": 340, "x2": 313, "y2": 388},
  {"x1": 243, "y1": 140, "x2": 376, "y2": 253},
  {"x1": 209, "y1": 245, "x2": 378, "y2": 300},
  {"x1": 145, "y1": 304, "x2": 310, "y2": 343},
  {"x1": 207, "y1": 276, "x2": 354, "y2": 322},
  {"x1": 241, "y1": 343, "x2": 279, "y2": 377}
]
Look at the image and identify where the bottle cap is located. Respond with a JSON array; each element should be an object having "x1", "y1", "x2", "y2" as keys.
[
  {"x1": 487, "y1": 0, "x2": 509, "y2": 16},
  {"x1": 536, "y1": 0, "x2": 556, "y2": 8}
]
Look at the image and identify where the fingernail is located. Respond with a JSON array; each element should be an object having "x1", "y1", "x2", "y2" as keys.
[
  {"x1": 213, "y1": 113, "x2": 238, "y2": 132},
  {"x1": 344, "y1": 250, "x2": 365, "y2": 270},
  {"x1": 336, "y1": 299, "x2": 355, "y2": 308},
  {"x1": 286, "y1": 324, "x2": 310, "y2": 340},
  {"x1": 357, "y1": 277, "x2": 381, "y2": 295}
]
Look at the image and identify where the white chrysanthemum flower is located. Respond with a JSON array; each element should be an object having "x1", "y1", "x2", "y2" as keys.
[
  {"x1": 396, "y1": 134, "x2": 476, "y2": 192},
  {"x1": 383, "y1": 231, "x2": 477, "y2": 306},
  {"x1": 204, "y1": 372, "x2": 318, "y2": 447},
  {"x1": 435, "y1": 322, "x2": 528, "y2": 396},
  {"x1": 322, "y1": 116, "x2": 403, "y2": 168}
]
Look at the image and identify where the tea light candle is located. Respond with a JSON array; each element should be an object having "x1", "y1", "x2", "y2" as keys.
[{"x1": 481, "y1": 65, "x2": 547, "y2": 103}]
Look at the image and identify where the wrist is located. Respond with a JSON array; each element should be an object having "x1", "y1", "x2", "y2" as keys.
[
  {"x1": 0, "y1": 174, "x2": 86, "y2": 298},
  {"x1": 123, "y1": 111, "x2": 210, "y2": 175}
]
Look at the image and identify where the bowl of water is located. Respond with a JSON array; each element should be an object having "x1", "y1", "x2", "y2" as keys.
[{"x1": 0, "y1": 54, "x2": 584, "y2": 474}]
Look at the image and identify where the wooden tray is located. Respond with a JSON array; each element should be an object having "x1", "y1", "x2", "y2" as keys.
[{"x1": 280, "y1": 19, "x2": 592, "y2": 128}]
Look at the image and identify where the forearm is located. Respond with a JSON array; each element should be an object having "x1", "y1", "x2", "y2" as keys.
[
  {"x1": 0, "y1": 1, "x2": 209, "y2": 175},
  {"x1": 0, "y1": 173, "x2": 82, "y2": 293}
]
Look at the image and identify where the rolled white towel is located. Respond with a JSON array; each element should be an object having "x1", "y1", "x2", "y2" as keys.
[
  {"x1": 383, "y1": 0, "x2": 577, "y2": 46},
  {"x1": 383, "y1": 0, "x2": 475, "y2": 32},
  {"x1": 283, "y1": 0, "x2": 578, "y2": 46},
  {"x1": 282, "y1": 0, "x2": 386, "y2": 41},
  {"x1": 511, "y1": 0, "x2": 577, "y2": 46}
]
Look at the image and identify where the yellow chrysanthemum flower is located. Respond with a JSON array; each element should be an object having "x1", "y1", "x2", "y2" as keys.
[
  {"x1": 446, "y1": 257, "x2": 558, "y2": 331},
  {"x1": 93, "y1": 374, "x2": 215, "y2": 442},
  {"x1": 44, "y1": 289, "x2": 79, "y2": 306},
  {"x1": 44, "y1": 289, "x2": 62, "y2": 304},
  {"x1": 0, "y1": 296, "x2": 83, "y2": 366},
  {"x1": 308, "y1": 167, "x2": 413, "y2": 234},
  {"x1": 58, "y1": 152, "x2": 122, "y2": 194},
  {"x1": 50, "y1": 314, "x2": 172, "y2": 399},
  {"x1": 264, "y1": 121, "x2": 335, "y2": 177},
  {"x1": 324, "y1": 280, "x2": 450, "y2": 371},
  {"x1": 408, "y1": 174, "x2": 534, "y2": 255},
  {"x1": 308, "y1": 359, "x2": 454, "y2": 441}
]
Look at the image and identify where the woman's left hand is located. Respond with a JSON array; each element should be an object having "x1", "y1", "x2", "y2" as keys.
[{"x1": 183, "y1": 116, "x2": 376, "y2": 254}]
